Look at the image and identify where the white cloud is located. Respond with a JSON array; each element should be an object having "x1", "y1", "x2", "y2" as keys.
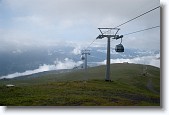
[
  {"x1": 54, "y1": 58, "x2": 83, "y2": 69},
  {"x1": 0, "y1": 0, "x2": 160, "y2": 53},
  {"x1": 0, "y1": 0, "x2": 159, "y2": 49},
  {"x1": 72, "y1": 48, "x2": 81, "y2": 55},
  {"x1": 14, "y1": 15, "x2": 53, "y2": 29},
  {"x1": 70, "y1": 42, "x2": 90, "y2": 55},
  {"x1": 0, "y1": 58, "x2": 83, "y2": 79},
  {"x1": 12, "y1": 49, "x2": 22, "y2": 54},
  {"x1": 97, "y1": 54, "x2": 160, "y2": 68},
  {"x1": 71, "y1": 46, "x2": 83, "y2": 55}
]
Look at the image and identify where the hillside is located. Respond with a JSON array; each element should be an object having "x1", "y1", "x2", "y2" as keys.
[{"x1": 0, "y1": 63, "x2": 160, "y2": 106}]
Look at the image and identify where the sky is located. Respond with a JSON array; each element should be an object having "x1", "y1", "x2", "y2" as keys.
[{"x1": 0, "y1": 0, "x2": 160, "y2": 50}]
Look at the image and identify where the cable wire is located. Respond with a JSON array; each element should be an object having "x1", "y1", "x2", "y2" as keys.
[
  {"x1": 115, "y1": 6, "x2": 160, "y2": 28},
  {"x1": 123, "y1": 25, "x2": 160, "y2": 36},
  {"x1": 84, "y1": 38, "x2": 97, "y2": 50},
  {"x1": 103, "y1": 6, "x2": 160, "y2": 34}
]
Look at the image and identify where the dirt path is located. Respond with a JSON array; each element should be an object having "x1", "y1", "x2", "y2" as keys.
[{"x1": 146, "y1": 78, "x2": 158, "y2": 94}]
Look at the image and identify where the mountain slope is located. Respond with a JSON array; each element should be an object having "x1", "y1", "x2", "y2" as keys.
[{"x1": 0, "y1": 63, "x2": 160, "y2": 106}]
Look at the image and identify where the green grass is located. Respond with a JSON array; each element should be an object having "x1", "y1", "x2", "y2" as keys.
[{"x1": 0, "y1": 63, "x2": 160, "y2": 106}]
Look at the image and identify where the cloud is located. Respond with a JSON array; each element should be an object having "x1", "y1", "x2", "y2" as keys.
[
  {"x1": 0, "y1": 58, "x2": 83, "y2": 79},
  {"x1": 0, "y1": 0, "x2": 160, "y2": 50},
  {"x1": 13, "y1": 15, "x2": 53, "y2": 29},
  {"x1": 54, "y1": 58, "x2": 83, "y2": 69},
  {"x1": 12, "y1": 49, "x2": 22, "y2": 54},
  {"x1": 97, "y1": 53, "x2": 160, "y2": 68},
  {"x1": 72, "y1": 48, "x2": 82, "y2": 55},
  {"x1": 71, "y1": 44, "x2": 84, "y2": 55}
]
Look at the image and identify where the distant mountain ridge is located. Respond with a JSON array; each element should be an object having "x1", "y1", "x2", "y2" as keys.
[{"x1": 0, "y1": 45, "x2": 160, "y2": 78}]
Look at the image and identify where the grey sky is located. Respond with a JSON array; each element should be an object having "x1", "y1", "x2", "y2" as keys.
[{"x1": 0, "y1": 0, "x2": 160, "y2": 50}]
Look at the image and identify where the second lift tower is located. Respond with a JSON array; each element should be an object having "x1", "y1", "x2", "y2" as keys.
[{"x1": 81, "y1": 50, "x2": 90, "y2": 70}]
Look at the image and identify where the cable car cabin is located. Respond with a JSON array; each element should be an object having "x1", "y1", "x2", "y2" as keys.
[
  {"x1": 115, "y1": 44, "x2": 124, "y2": 52},
  {"x1": 81, "y1": 55, "x2": 85, "y2": 60}
]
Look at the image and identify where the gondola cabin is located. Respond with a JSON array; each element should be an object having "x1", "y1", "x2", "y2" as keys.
[
  {"x1": 115, "y1": 44, "x2": 124, "y2": 52},
  {"x1": 81, "y1": 55, "x2": 85, "y2": 60}
]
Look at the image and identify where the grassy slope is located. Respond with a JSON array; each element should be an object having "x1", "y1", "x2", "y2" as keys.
[{"x1": 0, "y1": 63, "x2": 160, "y2": 106}]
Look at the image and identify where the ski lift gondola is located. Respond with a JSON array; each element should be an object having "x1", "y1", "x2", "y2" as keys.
[
  {"x1": 115, "y1": 37, "x2": 124, "y2": 52},
  {"x1": 115, "y1": 44, "x2": 124, "y2": 52},
  {"x1": 81, "y1": 55, "x2": 85, "y2": 60}
]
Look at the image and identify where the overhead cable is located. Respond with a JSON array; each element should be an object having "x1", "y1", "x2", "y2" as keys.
[
  {"x1": 84, "y1": 38, "x2": 97, "y2": 50},
  {"x1": 103, "y1": 6, "x2": 160, "y2": 34},
  {"x1": 115, "y1": 6, "x2": 160, "y2": 28},
  {"x1": 123, "y1": 25, "x2": 160, "y2": 36}
]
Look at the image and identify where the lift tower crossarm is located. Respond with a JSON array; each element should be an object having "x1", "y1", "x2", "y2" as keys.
[{"x1": 96, "y1": 35, "x2": 123, "y2": 39}]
